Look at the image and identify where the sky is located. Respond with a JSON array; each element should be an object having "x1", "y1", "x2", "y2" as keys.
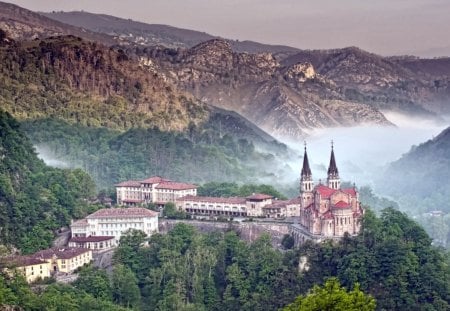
[{"x1": 8, "y1": 0, "x2": 450, "y2": 57}]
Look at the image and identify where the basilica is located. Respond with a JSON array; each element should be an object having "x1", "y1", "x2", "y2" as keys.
[{"x1": 290, "y1": 144, "x2": 364, "y2": 244}]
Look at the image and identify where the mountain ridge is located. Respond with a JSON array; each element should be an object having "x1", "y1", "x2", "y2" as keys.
[{"x1": 40, "y1": 10, "x2": 300, "y2": 56}]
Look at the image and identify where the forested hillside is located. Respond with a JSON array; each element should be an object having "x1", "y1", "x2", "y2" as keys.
[
  {"x1": 22, "y1": 117, "x2": 291, "y2": 190},
  {"x1": 0, "y1": 33, "x2": 207, "y2": 131},
  {"x1": 377, "y1": 127, "x2": 450, "y2": 247},
  {"x1": 0, "y1": 110, "x2": 96, "y2": 253},
  {"x1": 379, "y1": 126, "x2": 450, "y2": 213},
  {"x1": 106, "y1": 208, "x2": 450, "y2": 310}
]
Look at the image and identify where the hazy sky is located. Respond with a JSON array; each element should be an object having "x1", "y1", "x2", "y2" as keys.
[{"x1": 8, "y1": 0, "x2": 450, "y2": 56}]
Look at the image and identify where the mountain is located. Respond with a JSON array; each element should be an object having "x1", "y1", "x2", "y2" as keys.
[
  {"x1": 0, "y1": 29, "x2": 293, "y2": 190},
  {"x1": 0, "y1": 1, "x2": 117, "y2": 45},
  {"x1": 378, "y1": 126, "x2": 450, "y2": 213},
  {"x1": 139, "y1": 40, "x2": 392, "y2": 138},
  {"x1": 283, "y1": 48, "x2": 450, "y2": 115},
  {"x1": 40, "y1": 10, "x2": 300, "y2": 56},
  {"x1": 0, "y1": 33, "x2": 208, "y2": 131}
]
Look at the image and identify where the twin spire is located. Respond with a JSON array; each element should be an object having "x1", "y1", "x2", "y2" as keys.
[
  {"x1": 300, "y1": 140, "x2": 340, "y2": 192},
  {"x1": 327, "y1": 141, "x2": 339, "y2": 177}
]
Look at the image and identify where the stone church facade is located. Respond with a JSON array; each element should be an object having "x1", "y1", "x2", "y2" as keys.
[{"x1": 290, "y1": 144, "x2": 364, "y2": 245}]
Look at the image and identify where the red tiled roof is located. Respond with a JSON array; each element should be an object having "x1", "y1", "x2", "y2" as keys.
[
  {"x1": 8, "y1": 256, "x2": 47, "y2": 267},
  {"x1": 71, "y1": 219, "x2": 88, "y2": 227},
  {"x1": 69, "y1": 236, "x2": 114, "y2": 243},
  {"x1": 342, "y1": 188, "x2": 357, "y2": 196},
  {"x1": 32, "y1": 247, "x2": 91, "y2": 260},
  {"x1": 246, "y1": 193, "x2": 273, "y2": 200},
  {"x1": 155, "y1": 181, "x2": 197, "y2": 190},
  {"x1": 87, "y1": 208, "x2": 158, "y2": 219},
  {"x1": 315, "y1": 185, "x2": 336, "y2": 198},
  {"x1": 115, "y1": 180, "x2": 142, "y2": 187},
  {"x1": 140, "y1": 176, "x2": 171, "y2": 184},
  {"x1": 333, "y1": 201, "x2": 351, "y2": 209},
  {"x1": 287, "y1": 197, "x2": 302, "y2": 205},
  {"x1": 177, "y1": 195, "x2": 246, "y2": 205},
  {"x1": 262, "y1": 200, "x2": 288, "y2": 210}
]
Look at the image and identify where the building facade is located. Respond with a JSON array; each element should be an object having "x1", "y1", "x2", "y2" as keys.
[
  {"x1": 8, "y1": 247, "x2": 92, "y2": 283},
  {"x1": 32, "y1": 248, "x2": 92, "y2": 274},
  {"x1": 116, "y1": 176, "x2": 197, "y2": 206},
  {"x1": 175, "y1": 193, "x2": 274, "y2": 217},
  {"x1": 68, "y1": 236, "x2": 116, "y2": 251},
  {"x1": 290, "y1": 144, "x2": 364, "y2": 244},
  {"x1": 70, "y1": 207, "x2": 159, "y2": 245},
  {"x1": 8, "y1": 257, "x2": 51, "y2": 283}
]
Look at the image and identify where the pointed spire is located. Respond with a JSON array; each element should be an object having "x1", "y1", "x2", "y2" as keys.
[
  {"x1": 301, "y1": 141, "x2": 312, "y2": 177},
  {"x1": 327, "y1": 140, "x2": 339, "y2": 176}
]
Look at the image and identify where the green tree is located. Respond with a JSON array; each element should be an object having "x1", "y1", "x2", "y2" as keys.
[
  {"x1": 283, "y1": 278, "x2": 376, "y2": 311},
  {"x1": 112, "y1": 264, "x2": 141, "y2": 309},
  {"x1": 163, "y1": 202, "x2": 186, "y2": 219},
  {"x1": 73, "y1": 266, "x2": 112, "y2": 301}
]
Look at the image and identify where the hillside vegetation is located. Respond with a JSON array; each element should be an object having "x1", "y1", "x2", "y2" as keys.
[
  {"x1": 0, "y1": 34, "x2": 207, "y2": 131},
  {"x1": 22, "y1": 117, "x2": 291, "y2": 190},
  {"x1": 0, "y1": 110, "x2": 96, "y2": 253},
  {"x1": 107, "y1": 208, "x2": 450, "y2": 310}
]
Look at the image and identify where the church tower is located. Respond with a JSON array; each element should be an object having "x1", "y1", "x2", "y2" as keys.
[
  {"x1": 327, "y1": 141, "x2": 341, "y2": 190},
  {"x1": 300, "y1": 143, "x2": 314, "y2": 193}
]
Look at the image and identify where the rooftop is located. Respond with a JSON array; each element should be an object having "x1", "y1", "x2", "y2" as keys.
[
  {"x1": 86, "y1": 207, "x2": 158, "y2": 219},
  {"x1": 333, "y1": 201, "x2": 351, "y2": 209},
  {"x1": 140, "y1": 176, "x2": 171, "y2": 184},
  {"x1": 177, "y1": 195, "x2": 247, "y2": 205},
  {"x1": 32, "y1": 247, "x2": 91, "y2": 260},
  {"x1": 315, "y1": 185, "x2": 357, "y2": 198},
  {"x1": 7, "y1": 256, "x2": 47, "y2": 267},
  {"x1": 71, "y1": 218, "x2": 88, "y2": 227},
  {"x1": 246, "y1": 193, "x2": 273, "y2": 200},
  {"x1": 115, "y1": 180, "x2": 142, "y2": 187},
  {"x1": 155, "y1": 181, "x2": 197, "y2": 190}
]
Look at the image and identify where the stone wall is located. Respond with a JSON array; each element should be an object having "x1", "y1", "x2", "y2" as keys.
[{"x1": 159, "y1": 219, "x2": 291, "y2": 247}]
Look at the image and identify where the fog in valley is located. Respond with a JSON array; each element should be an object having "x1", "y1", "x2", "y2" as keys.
[
  {"x1": 278, "y1": 112, "x2": 449, "y2": 199},
  {"x1": 35, "y1": 145, "x2": 72, "y2": 169}
]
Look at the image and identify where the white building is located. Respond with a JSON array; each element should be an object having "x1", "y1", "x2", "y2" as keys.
[
  {"x1": 116, "y1": 176, "x2": 197, "y2": 206},
  {"x1": 175, "y1": 193, "x2": 275, "y2": 217},
  {"x1": 70, "y1": 208, "x2": 159, "y2": 246}
]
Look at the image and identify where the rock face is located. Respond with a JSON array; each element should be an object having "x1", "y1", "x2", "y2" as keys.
[
  {"x1": 159, "y1": 219, "x2": 290, "y2": 247},
  {"x1": 144, "y1": 40, "x2": 393, "y2": 138},
  {"x1": 0, "y1": 2, "x2": 116, "y2": 45},
  {"x1": 283, "y1": 47, "x2": 450, "y2": 115}
]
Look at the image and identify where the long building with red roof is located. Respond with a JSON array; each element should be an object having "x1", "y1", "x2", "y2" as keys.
[
  {"x1": 290, "y1": 143, "x2": 364, "y2": 244},
  {"x1": 175, "y1": 193, "x2": 275, "y2": 217},
  {"x1": 115, "y1": 176, "x2": 197, "y2": 206}
]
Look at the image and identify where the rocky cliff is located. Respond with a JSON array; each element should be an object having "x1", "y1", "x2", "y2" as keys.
[{"x1": 140, "y1": 40, "x2": 392, "y2": 138}]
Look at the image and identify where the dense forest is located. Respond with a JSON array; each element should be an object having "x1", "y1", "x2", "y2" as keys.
[
  {"x1": 1, "y1": 208, "x2": 449, "y2": 310},
  {"x1": 377, "y1": 126, "x2": 450, "y2": 247},
  {"x1": 21, "y1": 118, "x2": 292, "y2": 191},
  {"x1": 108, "y1": 208, "x2": 449, "y2": 311},
  {"x1": 0, "y1": 110, "x2": 97, "y2": 253},
  {"x1": 0, "y1": 33, "x2": 207, "y2": 131},
  {"x1": 379, "y1": 126, "x2": 450, "y2": 214}
]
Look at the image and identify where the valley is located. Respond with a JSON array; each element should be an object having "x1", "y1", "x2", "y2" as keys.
[{"x1": 0, "y1": 1, "x2": 450, "y2": 310}]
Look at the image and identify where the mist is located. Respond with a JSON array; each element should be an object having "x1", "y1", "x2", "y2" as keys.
[
  {"x1": 35, "y1": 145, "x2": 72, "y2": 169},
  {"x1": 277, "y1": 112, "x2": 449, "y2": 192}
]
